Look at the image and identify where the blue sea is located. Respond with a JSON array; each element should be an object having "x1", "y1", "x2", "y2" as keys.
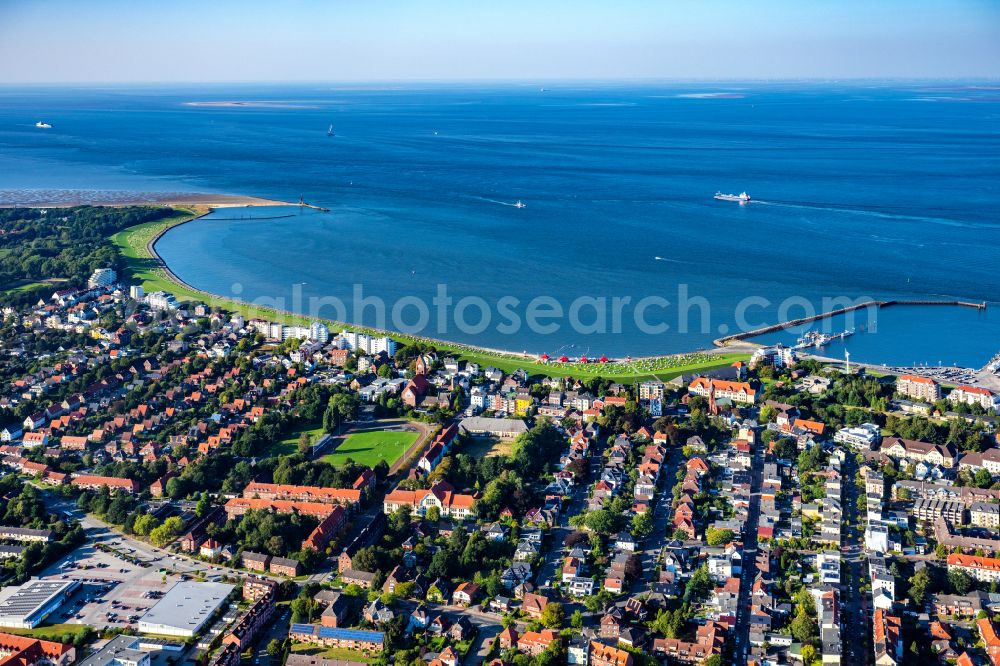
[{"x1": 1, "y1": 83, "x2": 999, "y2": 364}]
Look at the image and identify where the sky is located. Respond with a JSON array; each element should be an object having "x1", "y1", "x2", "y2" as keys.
[{"x1": 1, "y1": 0, "x2": 998, "y2": 83}]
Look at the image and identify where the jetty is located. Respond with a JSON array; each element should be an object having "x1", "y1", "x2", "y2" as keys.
[
  {"x1": 298, "y1": 195, "x2": 330, "y2": 212},
  {"x1": 714, "y1": 299, "x2": 987, "y2": 348}
]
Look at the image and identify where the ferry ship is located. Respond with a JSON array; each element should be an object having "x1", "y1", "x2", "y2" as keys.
[{"x1": 714, "y1": 191, "x2": 750, "y2": 203}]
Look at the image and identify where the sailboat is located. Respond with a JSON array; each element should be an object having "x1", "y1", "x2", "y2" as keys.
[{"x1": 327, "y1": 124, "x2": 335, "y2": 137}]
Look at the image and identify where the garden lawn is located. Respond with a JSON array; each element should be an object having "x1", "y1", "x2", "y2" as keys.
[{"x1": 322, "y1": 430, "x2": 417, "y2": 468}]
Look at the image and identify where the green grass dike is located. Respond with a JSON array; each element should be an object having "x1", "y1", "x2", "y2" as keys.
[{"x1": 111, "y1": 205, "x2": 749, "y2": 382}]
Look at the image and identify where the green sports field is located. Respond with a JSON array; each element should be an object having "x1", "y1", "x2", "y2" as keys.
[{"x1": 321, "y1": 430, "x2": 418, "y2": 468}]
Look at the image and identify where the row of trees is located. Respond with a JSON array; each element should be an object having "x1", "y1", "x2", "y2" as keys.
[{"x1": 1, "y1": 477, "x2": 85, "y2": 584}]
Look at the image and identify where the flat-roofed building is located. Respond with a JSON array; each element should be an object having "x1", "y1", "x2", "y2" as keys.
[
  {"x1": 0, "y1": 579, "x2": 79, "y2": 629},
  {"x1": 137, "y1": 581, "x2": 235, "y2": 638},
  {"x1": 75, "y1": 635, "x2": 151, "y2": 666}
]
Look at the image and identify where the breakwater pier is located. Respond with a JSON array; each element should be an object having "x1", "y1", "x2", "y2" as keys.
[{"x1": 714, "y1": 299, "x2": 987, "y2": 347}]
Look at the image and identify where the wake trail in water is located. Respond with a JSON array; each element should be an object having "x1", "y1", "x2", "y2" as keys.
[
  {"x1": 471, "y1": 196, "x2": 523, "y2": 208},
  {"x1": 751, "y1": 199, "x2": 976, "y2": 227}
]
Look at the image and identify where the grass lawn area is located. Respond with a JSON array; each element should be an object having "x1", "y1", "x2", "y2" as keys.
[
  {"x1": 275, "y1": 421, "x2": 327, "y2": 456},
  {"x1": 1, "y1": 277, "x2": 69, "y2": 296},
  {"x1": 322, "y1": 430, "x2": 417, "y2": 468},
  {"x1": 1, "y1": 280, "x2": 50, "y2": 295},
  {"x1": 290, "y1": 644, "x2": 374, "y2": 663},
  {"x1": 461, "y1": 436, "x2": 513, "y2": 458},
  {"x1": 109, "y1": 206, "x2": 326, "y2": 326},
  {"x1": 2, "y1": 623, "x2": 93, "y2": 642},
  {"x1": 454, "y1": 349, "x2": 750, "y2": 382}
]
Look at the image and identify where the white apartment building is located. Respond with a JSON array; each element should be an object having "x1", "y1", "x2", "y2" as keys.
[
  {"x1": 948, "y1": 385, "x2": 998, "y2": 411},
  {"x1": 834, "y1": 423, "x2": 881, "y2": 449},
  {"x1": 88, "y1": 268, "x2": 117, "y2": 289}
]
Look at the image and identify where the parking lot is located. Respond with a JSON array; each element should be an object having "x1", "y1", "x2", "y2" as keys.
[{"x1": 38, "y1": 540, "x2": 189, "y2": 630}]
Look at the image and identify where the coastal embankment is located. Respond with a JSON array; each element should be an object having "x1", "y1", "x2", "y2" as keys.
[
  {"x1": 714, "y1": 299, "x2": 987, "y2": 348},
  {"x1": 121, "y1": 205, "x2": 746, "y2": 382}
]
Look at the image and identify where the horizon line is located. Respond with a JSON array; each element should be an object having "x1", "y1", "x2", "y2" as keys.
[{"x1": 1, "y1": 76, "x2": 999, "y2": 87}]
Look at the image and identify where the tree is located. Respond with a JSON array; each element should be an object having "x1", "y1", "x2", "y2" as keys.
[
  {"x1": 584, "y1": 509, "x2": 617, "y2": 535},
  {"x1": 975, "y1": 468, "x2": 993, "y2": 488},
  {"x1": 149, "y1": 516, "x2": 184, "y2": 547},
  {"x1": 297, "y1": 432, "x2": 312, "y2": 455},
  {"x1": 790, "y1": 610, "x2": 819, "y2": 646},
  {"x1": 683, "y1": 565, "x2": 712, "y2": 603},
  {"x1": 571, "y1": 610, "x2": 583, "y2": 629},
  {"x1": 540, "y1": 602, "x2": 565, "y2": 629},
  {"x1": 266, "y1": 640, "x2": 282, "y2": 657},
  {"x1": 631, "y1": 511, "x2": 653, "y2": 539},
  {"x1": 948, "y1": 569, "x2": 973, "y2": 595},
  {"x1": 324, "y1": 393, "x2": 360, "y2": 433},
  {"x1": 908, "y1": 568, "x2": 932, "y2": 606},
  {"x1": 195, "y1": 494, "x2": 211, "y2": 519},
  {"x1": 133, "y1": 514, "x2": 160, "y2": 537},
  {"x1": 706, "y1": 527, "x2": 734, "y2": 547},
  {"x1": 800, "y1": 644, "x2": 817, "y2": 665},
  {"x1": 291, "y1": 592, "x2": 318, "y2": 623},
  {"x1": 790, "y1": 587, "x2": 819, "y2": 646},
  {"x1": 773, "y1": 438, "x2": 798, "y2": 461}
]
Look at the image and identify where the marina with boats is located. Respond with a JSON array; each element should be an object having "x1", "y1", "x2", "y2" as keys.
[{"x1": 794, "y1": 328, "x2": 855, "y2": 350}]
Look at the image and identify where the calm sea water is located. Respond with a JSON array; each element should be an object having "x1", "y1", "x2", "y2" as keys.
[{"x1": 1, "y1": 83, "x2": 998, "y2": 364}]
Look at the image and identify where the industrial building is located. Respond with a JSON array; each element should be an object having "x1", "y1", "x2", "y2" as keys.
[
  {"x1": 137, "y1": 581, "x2": 234, "y2": 638},
  {"x1": 0, "y1": 579, "x2": 79, "y2": 629}
]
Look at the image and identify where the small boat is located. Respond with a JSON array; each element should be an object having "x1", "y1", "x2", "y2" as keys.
[
  {"x1": 35, "y1": 121, "x2": 52, "y2": 129},
  {"x1": 714, "y1": 191, "x2": 751, "y2": 203},
  {"x1": 513, "y1": 200, "x2": 526, "y2": 209},
  {"x1": 327, "y1": 124, "x2": 335, "y2": 137}
]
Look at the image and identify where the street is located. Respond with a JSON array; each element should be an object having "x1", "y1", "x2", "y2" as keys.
[
  {"x1": 733, "y1": 442, "x2": 764, "y2": 665},
  {"x1": 839, "y1": 452, "x2": 872, "y2": 666}
]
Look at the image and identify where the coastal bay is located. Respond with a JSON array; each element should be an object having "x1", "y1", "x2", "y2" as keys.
[{"x1": 3, "y1": 83, "x2": 999, "y2": 365}]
